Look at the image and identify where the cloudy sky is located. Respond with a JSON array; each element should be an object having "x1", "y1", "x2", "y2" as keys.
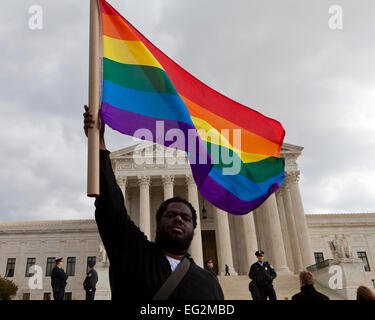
[{"x1": 0, "y1": 0, "x2": 374, "y2": 222}]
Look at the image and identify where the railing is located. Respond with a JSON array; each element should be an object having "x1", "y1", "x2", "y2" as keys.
[{"x1": 306, "y1": 259, "x2": 333, "y2": 272}]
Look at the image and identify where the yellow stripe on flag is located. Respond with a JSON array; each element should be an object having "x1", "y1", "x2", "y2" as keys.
[
  {"x1": 103, "y1": 35, "x2": 164, "y2": 70},
  {"x1": 191, "y1": 116, "x2": 270, "y2": 163}
]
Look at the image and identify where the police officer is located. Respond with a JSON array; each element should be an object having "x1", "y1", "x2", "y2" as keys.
[
  {"x1": 204, "y1": 259, "x2": 217, "y2": 278},
  {"x1": 83, "y1": 261, "x2": 98, "y2": 300},
  {"x1": 248, "y1": 250, "x2": 277, "y2": 300},
  {"x1": 51, "y1": 258, "x2": 68, "y2": 300}
]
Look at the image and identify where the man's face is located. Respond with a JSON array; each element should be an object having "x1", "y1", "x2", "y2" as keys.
[
  {"x1": 257, "y1": 255, "x2": 264, "y2": 262},
  {"x1": 57, "y1": 261, "x2": 63, "y2": 268},
  {"x1": 155, "y1": 202, "x2": 194, "y2": 254},
  {"x1": 207, "y1": 262, "x2": 214, "y2": 268}
]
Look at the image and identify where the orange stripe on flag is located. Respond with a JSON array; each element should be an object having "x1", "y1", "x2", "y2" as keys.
[
  {"x1": 181, "y1": 95, "x2": 282, "y2": 157},
  {"x1": 102, "y1": 13, "x2": 139, "y2": 41}
]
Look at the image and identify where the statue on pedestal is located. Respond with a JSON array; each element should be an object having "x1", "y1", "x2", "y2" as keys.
[
  {"x1": 340, "y1": 235, "x2": 353, "y2": 259},
  {"x1": 328, "y1": 234, "x2": 353, "y2": 262},
  {"x1": 324, "y1": 234, "x2": 366, "y2": 300},
  {"x1": 98, "y1": 242, "x2": 108, "y2": 263}
]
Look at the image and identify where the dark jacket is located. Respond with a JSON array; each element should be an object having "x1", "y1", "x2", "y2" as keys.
[
  {"x1": 51, "y1": 266, "x2": 68, "y2": 288},
  {"x1": 83, "y1": 269, "x2": 98, "y2": 290},
  {"x1": 249, "y1": 261, "x2": 276, "y2": 286},
  {"x1": 292, "y1": 284, "x2": 330, "y2": 301},
  {"x1": 204, "y1": 266, "x2": 217, "y2": 278},
  {"x1": 95, "y1": 150, "x2": 224, "y2": 300}
]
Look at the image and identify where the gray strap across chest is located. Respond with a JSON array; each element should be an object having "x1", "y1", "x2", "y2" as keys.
[{"x1": 152, "y1": 257, "x2": 191, "y2": 300}]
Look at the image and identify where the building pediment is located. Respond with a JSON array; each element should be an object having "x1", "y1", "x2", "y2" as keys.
[
  {"x1": 111, "y1": 141, "x2": 303, "y2": 159},
  {"x1": 281, "y1": 142, "x2": 303, "y2": 155},
  {"x1": 110, "y1": 141, "x2": 304, "y2": 174},
  {"x1": 110, "y1": 141, "x2": 154, "y2": 159}
]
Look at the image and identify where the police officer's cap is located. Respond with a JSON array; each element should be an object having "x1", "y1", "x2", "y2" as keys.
[
  {"x1": 88, "y1": 261, "x2": 96, "y2": 268},
  {"x1": 55, "y1": 258, "x2": 63, "y2": 263},
  {"x1": 205, "y1": 258, "x2": 213, "y2": 264},
  {"x1": 255, "y1": 250, "x2": 264, "y2": 257}
]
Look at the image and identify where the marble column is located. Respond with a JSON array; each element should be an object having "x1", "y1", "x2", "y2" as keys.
[
  {"x1": 138, "y1": 175, "x2": 151, "y2": 240},
  {"x1": 214, "y1": 208, "x2": 238, "y2": 275},
  {"x1": 287, "y1": 171, "x2": 315, "y2": 268},
  {"x1": 281, "y1": 182, "x2": 303, "y2": 273},
  {"x1": 162, "y1": 175, "x2": 174, "y2": 200},
  {"x1": 259, "y1": 193, "x2": 289, "y2": 273},
  {"x1": 275, "y1": 189, "x2": 294, "y2": 272},
  {"x1": 252, "y1": 208, "x2": 266, "y2": 253},
  {"x1": 185, "y1": 174, "x2": 204, "y2": 268},
  {"x1": 116, "y1": 176, "x2": 128, "y2": 207},
  {"x1": 233, "y1": 212, "x2": 258, "y2": 274}
]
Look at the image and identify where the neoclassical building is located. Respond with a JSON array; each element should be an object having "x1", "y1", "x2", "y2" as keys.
[
  {"x1": 1, "y1": 142, "x2": 375, "y2": 300},
  {"x1": 110, "y1": 142, "x2": 314, "y2": 276}
]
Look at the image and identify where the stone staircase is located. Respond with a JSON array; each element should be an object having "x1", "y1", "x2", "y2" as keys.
[{"x1": 217, "y1": 273, "x2": 345, "y2": 300}]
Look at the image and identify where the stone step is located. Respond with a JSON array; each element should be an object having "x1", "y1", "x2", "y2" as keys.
[{"x1": 217, "y1": 273, "x2": 346, "y2": 300}]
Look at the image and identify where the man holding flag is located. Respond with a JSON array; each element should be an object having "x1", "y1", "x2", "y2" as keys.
[
  {"x1": 84, "y1": 0, "x2": 286, "y2": 301},
  {"x1": 84, "y1": 106, "x2": 224, "y2": 300}
]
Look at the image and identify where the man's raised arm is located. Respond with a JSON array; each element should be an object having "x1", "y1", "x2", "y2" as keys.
[{"x1": 83, "y1": 105, "x2": 148, "y2": 261}]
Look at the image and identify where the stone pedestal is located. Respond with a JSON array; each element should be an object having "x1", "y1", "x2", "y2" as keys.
[
  {"x1": 94, "y1": 261, "x2": 111, "y2": 300},
  {"x1": 312, "y1": 258, "x2": 367, "y2": 300},
  {"x1": 335, "y1": 259, "x2": 368, "y2": 300}
]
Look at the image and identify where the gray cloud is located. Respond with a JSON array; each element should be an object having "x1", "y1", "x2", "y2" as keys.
[{"x1": 0, "y1": 0, "x2": 374, "y2": 222}]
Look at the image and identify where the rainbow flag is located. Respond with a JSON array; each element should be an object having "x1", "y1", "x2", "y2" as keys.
[{"x1": 98, "y1": 0, "x2": 285, "y2": 214}]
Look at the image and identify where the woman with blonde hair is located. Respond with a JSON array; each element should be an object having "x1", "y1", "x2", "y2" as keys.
[{"x1": 356, "y1": 285, "x2": 375, "y2": 300}]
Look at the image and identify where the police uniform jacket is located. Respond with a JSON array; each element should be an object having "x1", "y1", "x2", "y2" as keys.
[
  {"x1": 292, "y1": 285, "x2": 329, "y2": 301},
  {"x1": 249, "y1": 261, "x2": 276, "y2": 286},
  {"x1": 95, "y1": 150, "x2": 224, "y2": 300},
  {"x1": 83, "y1": 269, "x2": 98, "y2": 290},
  {"x1": 51, "y1": 266, "x2": 68, "y2": 288},
  {"x1": 204, "y1": 266, "x2": 217, "y2": 278}
]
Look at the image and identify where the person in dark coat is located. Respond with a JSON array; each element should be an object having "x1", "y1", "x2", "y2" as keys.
[
  {"x1": 204, "y1": 259, "x2": 217, "y2": 278},
  {"x1": 51, "y1": 258, "x2": 68, "y2": 300},
  {"x1": 83, "y1": 261, "x2": 98, "y2": 300},
  {"x1": 292, "y1": 271, "x2": 329, "y2": 301},
  {"x1": 225, "y1": 264, "x2": 230, "y2": 276},
  {"x1": 249, "y1": 250, "x2": 277, "y2": 300},
  {"x1": 83, "y1": 107, "x2": 224, "y2": 300}
]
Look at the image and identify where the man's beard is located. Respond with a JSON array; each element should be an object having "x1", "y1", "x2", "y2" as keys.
[{"x1": 155, "y1": 228, "x2": 194, "y2": 255}]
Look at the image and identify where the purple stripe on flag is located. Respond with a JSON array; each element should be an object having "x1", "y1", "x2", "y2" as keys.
[
  {"x1": 100, "y1": 102, "x2": 212, "y2": 186},
  {"x1": 197, "y1": 172, "x2": 282, "y2": 215}
]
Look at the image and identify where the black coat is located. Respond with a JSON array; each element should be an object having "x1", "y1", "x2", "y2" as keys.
[
  {"x1": 204, "y1": 266, "x2": 217, "y2": 278},
  {"x1": 249, "y1": 261, "x2": 276, "y2": 286},
  {"x1": 292, "y1": 285, "x2": 330, "y2": 301},
  {"x1": 51, "y1": 266, "x2": 68, "y2": 288},
  {"x1": 83, "y1": 269, "x2": 98, "y2": 290},
  {"x1": 95, "y1": 150, "x2": 224, "y2": 300}
]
